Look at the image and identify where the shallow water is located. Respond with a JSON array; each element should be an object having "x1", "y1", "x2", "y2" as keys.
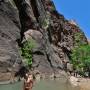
[
  {"x1": 0, "y1": 79, "x2": 80, "y2": 90},
  {"x1": 33, "y1": 79, "x2": 79, "y2": 90},
  {"x1": 0, "y1": 80, "x2": 24, "y2": 90}
]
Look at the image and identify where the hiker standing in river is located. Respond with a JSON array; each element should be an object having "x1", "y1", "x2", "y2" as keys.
[{"x1": 24, "y1": 74, "x2": 34, "y2": 90}]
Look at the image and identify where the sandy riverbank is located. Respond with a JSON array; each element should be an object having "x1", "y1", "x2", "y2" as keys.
[{"x1": 69, "y1": 76, "x2": 90, "y2": 90}]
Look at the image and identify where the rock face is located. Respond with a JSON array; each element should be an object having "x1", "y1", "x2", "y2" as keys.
[
  {"x1": 0, "y1": 2, "x2": 23, "y2": 81},
  {"x1": 0, "y1": 0, "x2": 88, "y2": 80}
]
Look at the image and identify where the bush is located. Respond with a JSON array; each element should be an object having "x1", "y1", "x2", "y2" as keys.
[
  {"x1": 20, "y1": 39, "x2": 36, "y2": 67},
  {"x1": 71, "y1": 45, "x2": 90, "y2": 76},
  {"x1": 74, "y1": 32, "x2": 86, "y2": 47}
]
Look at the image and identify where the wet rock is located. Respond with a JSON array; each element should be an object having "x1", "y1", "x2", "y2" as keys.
[
  {"x1": 49, "y1": 73, "x2": 55, "y2": 80},
  {"x1": 69, "y1": 76, "x2": 79, "y2": 86},
  {"x1": 35, "y1": 74, "x2": 41, "y2": 81}
]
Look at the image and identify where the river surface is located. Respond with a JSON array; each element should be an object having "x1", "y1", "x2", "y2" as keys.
[
  {"x1": 0, "y1": 79, "x2": 80, "y2": 90},
  {"x1": 33, "y1": 79, "x2": 80, "y2": 90},
  {"x1": 0, "y1": 80, "x2": 24, "y2": 90}
]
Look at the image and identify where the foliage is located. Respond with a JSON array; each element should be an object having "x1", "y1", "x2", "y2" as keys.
[
  {"x1": 20, "y1": 39, "x2": 36, "y2": 67},
  {"x1": 74, "y1": 32, "x2": 86, "y2": 47},
  {"x1": 71, "y1": 45, "x2": 90, "y2": 76}
]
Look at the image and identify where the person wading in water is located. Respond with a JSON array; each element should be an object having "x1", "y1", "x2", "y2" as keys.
[{"x1": 24, "y1": 73, "x2": 34, "y2": 90}]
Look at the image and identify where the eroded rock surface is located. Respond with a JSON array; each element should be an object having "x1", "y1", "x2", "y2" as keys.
[{"x1": 0, "y1": 2, "x2": 22, "y2": 81}]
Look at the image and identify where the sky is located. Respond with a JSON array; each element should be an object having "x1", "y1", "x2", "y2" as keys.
[{"x1": 52, "y1": 0, "x2": 90, "y2": 39}]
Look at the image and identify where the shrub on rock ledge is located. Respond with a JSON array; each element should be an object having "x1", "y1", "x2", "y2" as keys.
[{"x1": 20, "y1": 39, "x2": 36, "y2": 67}]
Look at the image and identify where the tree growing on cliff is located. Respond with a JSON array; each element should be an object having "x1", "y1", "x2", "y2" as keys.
[
  {"x1": 20, "y1": 39, "x2": 36, "y2": 67},
  {"x1": 71, "y1": 45, "x2": 90, "y2": 77}
]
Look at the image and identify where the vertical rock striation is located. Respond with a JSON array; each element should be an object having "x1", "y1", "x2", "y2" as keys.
[{"x1": 0, "y1": 1, "x2": 23, "y2": 81}]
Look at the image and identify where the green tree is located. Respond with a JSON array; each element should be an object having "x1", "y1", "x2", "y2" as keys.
[
  {"x1": 71, "y1": 45, "x2": 90, "y2": 76},
  {"x1": 20, "y1": 39, "x2": 36, "y2": 67},
  {"x1": 74, "y1": 32, "x2": 87, "y2": 47}
]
